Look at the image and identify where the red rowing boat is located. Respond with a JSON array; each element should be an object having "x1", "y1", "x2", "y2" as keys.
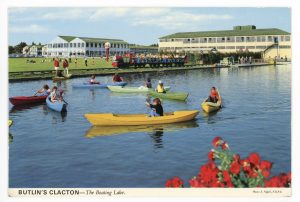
[{"x1": 9, "y1": 95, "x2": 48, "y2": 106}]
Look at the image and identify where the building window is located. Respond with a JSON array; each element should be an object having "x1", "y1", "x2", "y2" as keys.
[
  {"x1": 95, "y1": 43, "x2": 98, "y2": 48},
  {"x1": 70, "y1": 43, "x2": 73, "y2": 48},
  {"x1": 86, "y1": 43, "x2": 89, "y2": 47},
  {"x1": 82, "y1": 43, "x2": 85, "y2": 47},
  {"x1": 78, "y1": 43, "x2": 81, "y2": 48},
  {"x1": 279, "y1": 45, "x2": 291, "y2": 49},
  {"x1": 74, "y1": 43, "x2": 76, "y2": 48},
  {"x1": 91, "y1": 43, "x2": 94, "y2": 48},
  {"x1": 267, "y1": 36, "x2": 273, "y2": 42},
  {"x1": 285, "y1": 36, "x2": 290, "y2": 41}
]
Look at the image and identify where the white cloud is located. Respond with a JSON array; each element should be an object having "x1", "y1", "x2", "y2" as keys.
[
  {"x1": 131, "y1": 12, "x2": 233, "y2": 30},
  {"x1": 89, "y1": 8, "x2": 130, "y2": 20},
  {"x1": 41, "y1": 8, "x2": 87, "y2": 20},
  {"x1": 9, "y1": 24, "x2": 48, "y2": 33}
]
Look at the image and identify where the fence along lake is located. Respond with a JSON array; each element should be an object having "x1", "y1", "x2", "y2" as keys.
[{"x1": 9, "y1": 64, "x2": 291, "y2": 187}]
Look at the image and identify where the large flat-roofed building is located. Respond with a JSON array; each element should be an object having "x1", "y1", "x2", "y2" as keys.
[
  {"x1": 159, "y1": 25, "x2": 291, "y2": 59},
  {"x1": 46, "y1": 36, "x2": 130, "y2": 57}
]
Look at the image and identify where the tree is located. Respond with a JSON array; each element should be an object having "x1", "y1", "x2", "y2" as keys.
[
  {"x1": 14, "y1": 42, "x2": 27, "y2": 53},
  {"x1": 31, "y1": 42, "x2": 36, "y2": 45},
  {"x1": 8, "y1": 46, "x2": 15, "y2": 54}
]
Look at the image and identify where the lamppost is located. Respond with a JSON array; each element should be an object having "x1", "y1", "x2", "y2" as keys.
[{"x1": 105, "y1": 42, "x2": 111, "y2": 62}]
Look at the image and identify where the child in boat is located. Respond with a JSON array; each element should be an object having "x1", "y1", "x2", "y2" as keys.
[
  {"x1": 146, "y1": 98, "x2": 164, "y2": 117},
  {"x1": 144, "y1": 78, "x2": 152, "y2": 88},
  {"x1": 112, "y1": 73, "x2": 123, "y2": 82},
  {"x1": 156, "y1": 80, "x2": 166, "y2": 93},
  {"x1": 35, "y1": 84, "x2": 50, "y2": 96},
  {"x1": 90, "y1": 74, "x2": 100, "y2": 84},
  {"x1": 206, "y1": 86, "x2": 220, "y2": 103},
  {"x1": 50, "y1": 86, "x2": 58, "y2": 102}
]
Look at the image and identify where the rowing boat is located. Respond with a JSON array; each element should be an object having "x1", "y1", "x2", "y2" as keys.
[
  {"x1": 201, "y1": 94, "x2": 222, "y2": 113},
  {"x1": 72, "y1": 81, "x2": 127, "y2": 89},
  {"x1": 46, "y1": 96, "x2": 67, "y2": 112},
  {"x1": 84, "y1": 110, "x2": 199, "y2": 126},
  {"x1": 53, "y1": 74, "x2": 72, "y2": 81},
  {"x1": 9, "y1": 120, "x2": 13, "y2": 127},
  {"x1": 9, "y1": 95, "x2": 48, "y2": 106},
  {"x1": 149, "y1": 90, "x2": 189, "y2": 101},
  {"x1": 85, "y1": 121, "x2": 198, "y2": 138},
  {"x1": 107, "y1": 86, "x2": 170, "y2": 93}
]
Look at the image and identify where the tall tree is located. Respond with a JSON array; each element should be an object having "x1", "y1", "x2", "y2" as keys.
[
  {"x1": 8, "y1": 46, "x2": 15, "y2": 54},
  {"x1": 14, "y1": 42, "x2": 27, "y2": 53}
]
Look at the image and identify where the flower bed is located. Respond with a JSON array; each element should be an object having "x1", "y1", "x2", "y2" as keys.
[{"x1": 166, "y1": 137, "x2": 291, "y2": 188}]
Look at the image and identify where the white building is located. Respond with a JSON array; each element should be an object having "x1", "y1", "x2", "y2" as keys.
[
  {"x1": 22, "y1": 45, "x2": 44, "y2": 56},
  {"x1": 46, "y1": 36, "x2": 130, "y2": 57}
]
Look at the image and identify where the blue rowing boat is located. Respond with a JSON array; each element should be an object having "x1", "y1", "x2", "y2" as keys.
[
  {"x1": 72, "y1": 81, "x2": 127, "y2": 89},
  {"x1": 46, "y1": 96, "x2": 67, "y2": 112}
]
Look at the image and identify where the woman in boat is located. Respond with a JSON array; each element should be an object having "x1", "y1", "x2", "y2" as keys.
[
  {"x1": 90, "y1": 74, "x2": 100, "y2": 84},
  {"x1": 35, "y1": 84, "x2": 50, "y2": 96},
  {"x1": 144, "y1": 78, "x2": 152, "y2": 88},
  {"x1": 206, "y1": 86, "x2": 220, "y2": 103},
  {"x1": 146, "y1": 98, "x2": 164, "y2": 117},
  {"x1": 112, "y1": 73, "x2": 123, "y2": 82},
  {"x1": 156, "y1": 80, "x2": 166, "y2": 93}
]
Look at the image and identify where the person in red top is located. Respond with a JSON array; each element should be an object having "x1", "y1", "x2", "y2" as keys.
[
  {"x1": 112, "y1": 73, "x2": 123, "y2": 82},
  {"x1": 62, "y1": 58, "x2": 69, "y2": 76},
  {"x1": 54, "y1": 57, "x2": 60, "y2": 76},
  {"x1": 207, "y1": 86, "x2": 220, "y2": 103}
]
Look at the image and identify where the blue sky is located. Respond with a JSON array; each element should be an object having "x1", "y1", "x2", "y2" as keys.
[{"x1": 8, "y1": 7, "x2": 291, "y2": 46}]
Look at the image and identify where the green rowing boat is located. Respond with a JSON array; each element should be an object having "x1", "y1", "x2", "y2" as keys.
[{"x1": 149, "y1": 90, "x2": 188, "y2": 101}]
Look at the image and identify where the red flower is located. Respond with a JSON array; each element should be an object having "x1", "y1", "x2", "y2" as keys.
[
  {"x1": 248, "y1": 153, "x2": 261, "y2": 166},
  {"x1": 261, "y1": 170, "x2": 270, "y2": 178},
  {"x1": 166, "y1": 176, "x2": 184, "y2": 188},
  {"x1": 265, "y1": 176, "x2": 283, "y2": 187},
  {"x1": 221, "y1": 142, "x2": 229, "y2": 150},
  {"x1": 230, "y1": 161, "x2": 240, "y2": 175},
  {"x1": 207, "y1": 151, "x2": 214, "y2": 161},
  {"x1": 260, "y1": 160, "x2": 272, "y2": 171},
  {"x1": 222, "y1": 171, "x2": 231, "y2": 183},
  {"x1": 233, "y1": 154, "x2": 240, "y2": 162},
  {"x1": 189, "y1": 177, "x2": 205, "y2": 187},
  {"x1": 248, "y1": 170, "x2": 259, "y2": 178},
  {"x1": 212, "y1": 137, "x2": 222, "y2": 147}
]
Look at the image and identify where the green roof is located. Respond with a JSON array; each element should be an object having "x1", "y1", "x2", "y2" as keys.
[
  {"x1": 58, "y1": 36, "x2": 77, "y2": 42},
  {"x1": 59, "y1": 35, "x2": 128, "y2": 44},
  {"x1": 160, "y1": 28, "x2": 290, "y2": 39}
]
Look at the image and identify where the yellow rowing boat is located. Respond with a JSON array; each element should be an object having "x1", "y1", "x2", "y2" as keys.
[
  {"x1": 9, "y1": 119, "x2": 13, "y2": 127},
  {"x1": 201, "y1": 94, "x2": 222, "y2": 113},
  {"x1": 85, "y1": 110, "x2": 199, "y2": 126}
]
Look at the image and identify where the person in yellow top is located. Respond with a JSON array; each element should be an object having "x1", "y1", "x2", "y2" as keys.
[{"x1": 156, "y1": 80, "x2": 166, "y2": 93}]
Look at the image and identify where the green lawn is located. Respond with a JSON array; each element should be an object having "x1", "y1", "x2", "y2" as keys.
[{"x1": 9, "y1": 57, "x2": 113, "y2": 72}]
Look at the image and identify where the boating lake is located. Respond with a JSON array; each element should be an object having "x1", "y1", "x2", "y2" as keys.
[{"x1": 9, "y1": 64, "x2": 291, "y2": 188}]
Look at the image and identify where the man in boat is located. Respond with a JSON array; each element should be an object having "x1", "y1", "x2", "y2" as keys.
[
  {"x1": 206, "y1": 86, "x2": 220, "y2": 103},
  {"x1": 35, "y1": 84, "x2": 51, "y2": 96},
  {"x1": 112, "y1": 73, "x2": 123, "y2": 82},
  {"x1": 145, "y1": 98, "x2": 164, "y2": 117},
  {"x1": 144, "y1": 78, "x2": 152, "y2": 88},
  {"x1": 156, "y1": 80, "x2": 166, "y2": 93},
  {"x1": 90, "y1": 74, "x2": 100, "y2": 84}
]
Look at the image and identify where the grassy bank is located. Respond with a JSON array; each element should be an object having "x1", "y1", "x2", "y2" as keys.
[{"x1": 9, "y1": 57, "x2": 113, "y2": 72}]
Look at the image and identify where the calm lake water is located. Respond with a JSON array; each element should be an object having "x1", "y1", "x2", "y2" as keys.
[{"x1": 9, "y1": 64, "x2": 291, "y2": 188}]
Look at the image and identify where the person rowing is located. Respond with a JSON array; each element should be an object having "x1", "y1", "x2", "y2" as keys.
[
  {"x1": 90, "y1": 74, "x2": 100, "y2": 84},
  {"x1": 206, "y1": 86, "x2": 220, "y2": 103},
  {"x1": 144, "y1": 78, "x2": 152, "y2": 88},
  {"x1": 34, "y1": 84, "x2": 51, "y2": 96},
  {"x1": 112, "y1": 73, "x2": 123, "y2": 82},
  {"x1": 156, "y1": 80, "x2": 166, "y2": 93},
  {"x1": 145, "y1": 98, "x2": 164, "y2": 117}
]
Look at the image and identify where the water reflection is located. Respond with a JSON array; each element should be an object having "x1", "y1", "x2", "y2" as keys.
[
  {"x1": 85, "y1": 120, "x2": 199, "y2": 138},
  {"x1": 148, "y1": 130, "x2": 164, "y2": 149},
  {"x1": 9, "y1": 103, "x2": 46, "y2": 113},
  {"x1": 43, "y1": 108, "x2": 68, "y2": 122},
  {"x1": 9, "y1": 133, "x2": 13, "y2": 143}
]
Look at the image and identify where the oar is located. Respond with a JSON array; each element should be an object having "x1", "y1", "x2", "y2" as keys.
[{"x1": 61, "y1": 97, "x2": 69, "y2": 105}]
